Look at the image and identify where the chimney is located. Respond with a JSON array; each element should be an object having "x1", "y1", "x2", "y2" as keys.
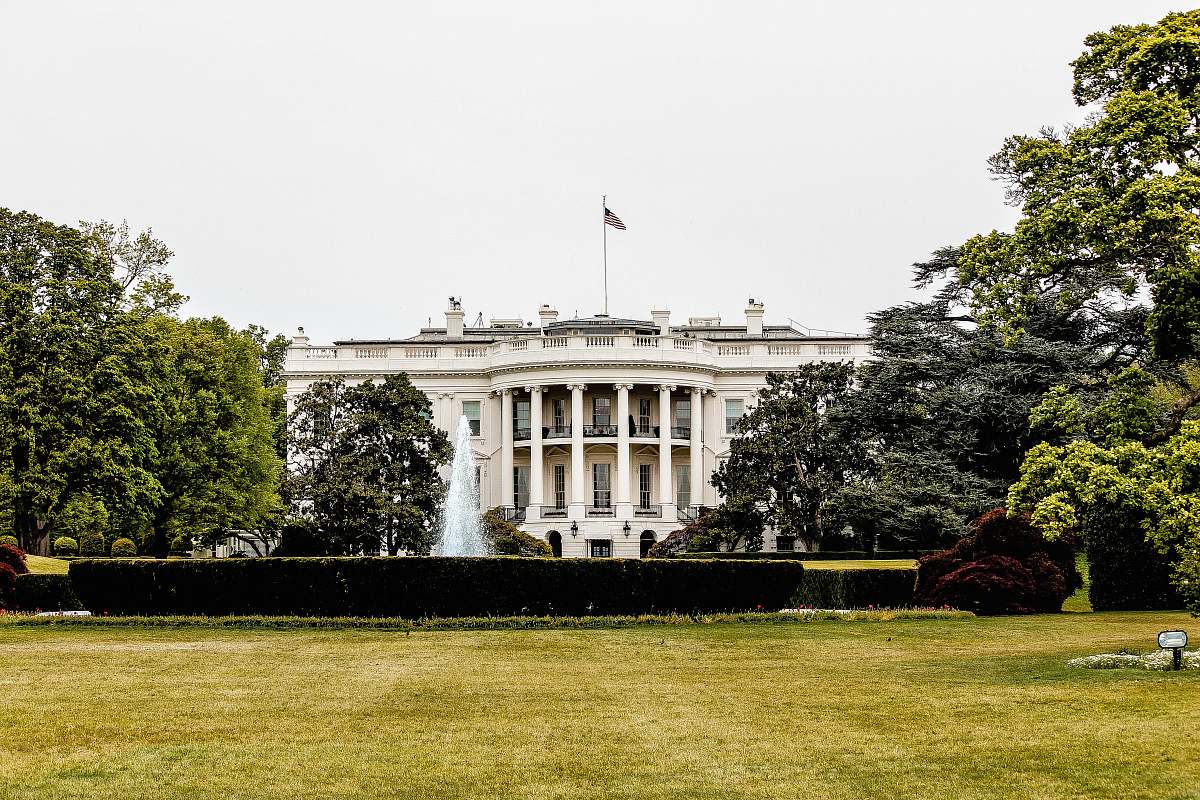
[
  {"x1": 745, "y1": 298, "x2": 764, "y2": 337},
  {"x1": 292, "y1": 326, "x2": 310, "y2": 346},
  {"x1": 538, "y1": 304, "x2": 558, "y2": 328},
  {"x1": 445, "y1": 297, "x2": 465, "y2": 338},
  {"x1": 651, "y1": 308, "x2": 670, "y2": 334}
]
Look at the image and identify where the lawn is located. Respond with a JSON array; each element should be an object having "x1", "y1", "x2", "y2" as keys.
[
  {"x1": 23, "y1": 555, "x2": 68, "y2": 575},
  {"x1": 1, "y1": 612, "x2": 1197, "y2": 800}
]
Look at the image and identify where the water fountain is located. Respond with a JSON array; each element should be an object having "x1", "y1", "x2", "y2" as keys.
[{"x1": 438, "y1": 415, "x2": 486, "y2": 556}]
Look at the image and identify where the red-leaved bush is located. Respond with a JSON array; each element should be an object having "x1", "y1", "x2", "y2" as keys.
[
  {"x1": 0, "y1": 562, "x2": 16, "y2": 610},
  {"x1": 914, "y1": 509, "x2": 1080, "y2": 615},
  {"x1": 0, "y1": 543, "x2": 28, "y2": 576}
]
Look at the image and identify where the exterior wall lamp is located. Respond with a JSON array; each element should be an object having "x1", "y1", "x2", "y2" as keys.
[
  {"x1": 570, "y1": 522, "x2": 578, "y2": 537},
  {"x1": 622, "y1": 522, "x2": 631, "y2": 537}
]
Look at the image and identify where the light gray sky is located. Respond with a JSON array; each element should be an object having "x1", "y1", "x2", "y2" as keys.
[{"x1": 1, "y1": 1, "x2": 1184, "y2": 341}]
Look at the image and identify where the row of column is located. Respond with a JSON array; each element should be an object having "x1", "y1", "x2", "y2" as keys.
[{"x1": 496, "y1": 383, "x2": 707, "y2": 521}]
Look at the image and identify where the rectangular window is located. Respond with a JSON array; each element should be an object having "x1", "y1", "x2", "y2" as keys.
[
  {"x1": 592, "y1": 396, "x2": 611, "y2": 426},
  {"x1": 593, "y1": 463, "x2": 611, "y2": 508},
  {"x1": 553, "y1": 464, "x2": 566, "y2": 509},
  {"x1": 463, "y1": 400, "x2": 481, "y2": 436},
  {"x1": 589, "y1": 539, "x2": 612, "y2": 558},
  {"x1": 514, "y1": 399, "x2": 530, "y2": 438},
  {"x1": 639, "y1": 463, "x2": 652, "y2": 508},
  {"x1": 674, "y1": 398, "x2": 691, "y2": 432},
  {"x1": 776, "y1": 535, "x2": 796, "y2": 552},
  {"x1": 553, "y1": 398, "x2": 566, "y2": 430},
  {"x1": 638, "y1": 398, "x2": 651, "y2": 432},
  {"x1": 513, "y1": 466, "x2": 529, "y2": 509},
  {"x1": 676, "y1": 464, "x2": 691, "y2": 509},
  {"x1": 725, "y1": 398, "x2": 744, "y2": 434}
]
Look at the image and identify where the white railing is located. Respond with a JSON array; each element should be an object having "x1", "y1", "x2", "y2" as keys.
[
  {"x1": 404, "y1": 347, "x2": 439, "y2": 358},
  {"x1": 586, "y1": 336, "x2": 615, "y2": 347},
  {"x1": 544, "y1": 337, "x2": 568, "y2": 348},
  {"x1": 634, "y1": 336, "x2": 659, "y2": 348},
  {"x1": 455, "y1": 346, "x2": 487, "y2": 358},
  {"x1": 306, "y1": 348, "x2": 338, "y2": 359},
  {"x1": 717, "y1": 345, "x2": 749, "y2": 356},
  {"x1": 355, "y1": 348, "x2": 388, "y2": 359},
  {"x1": 508, "y1": 340, "x2": 528, "y2": 352},
  {"x1": 768, "y1": 344, "x2": 803, "y2": 355},
  {"x1": 817, "y1": 344, "x2": 853, "y2": 356},
  {"x1": 672, "y1": 339, "x2": 694, "y2": 350}
]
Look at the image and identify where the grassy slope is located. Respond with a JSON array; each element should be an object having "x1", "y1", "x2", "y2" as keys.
[
  {"x1": 802, "y1": 558, "x2": 915, "y2": 570},
  {"x1": 1, "y1": 612, "x2": 1197, "y2": 800},
  {"x1": 23, "y1": 555, "x2": 68, "y2": 575}
]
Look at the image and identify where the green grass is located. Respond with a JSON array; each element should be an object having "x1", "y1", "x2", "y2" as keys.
[
  {"x1": 23, "y1": 555, "x2": 68, "y2": 575},
  {"x1": 1062, "y1": 553, "x2": 1093, "y2": 613},
  {"x1": 1, "y1": 611, "x2": 1197, "y2": 799}
]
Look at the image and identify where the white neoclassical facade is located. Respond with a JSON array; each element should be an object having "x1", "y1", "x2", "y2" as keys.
[{"x1": 282, "y1": 300, "x2": 869, "y2": 558}]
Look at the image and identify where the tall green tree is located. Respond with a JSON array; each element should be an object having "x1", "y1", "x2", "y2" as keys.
[
  {"x1": 957, "y1": 9, "x2": 1200, "y2": 361},
  {"x1": 711, "y1": 363, "x2": 865, "y2": 551},
  {"x1": 844, "y1": 247, "x2": 1149, "y2": 549},
  {"x1": 287, "y1": 375, "x2": 451, "y2": 555},
  {"x1": 0, "y1": 209, "x2": 163, "y2": 552},
  {"x1": 144, "y1": 316, "x2": 284, "y2": 557}
]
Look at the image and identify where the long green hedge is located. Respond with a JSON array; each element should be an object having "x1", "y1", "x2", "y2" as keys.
[
  {"x1": 674, "y1": 550, "x2": 933, "y2": 561},
  {"x1": 13, "y1": 574, "x2": 83, "y2": 612},
  {"x1": 67, "y1": 557, "x2": 805, "y2": 617},
  {"x1": 793, "y1": 568, "x2": 917, "y2": 609}
]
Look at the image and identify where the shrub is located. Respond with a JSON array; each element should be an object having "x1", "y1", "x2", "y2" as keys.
[
  {"x1": 483, "y1": 509, "x2": 552, "y2": 556},
  {"x1": 0, "y1": 535, "x2": 18, "y2": 549},
  {"x1": 674, "y1": 550, "x2": 938, "y2": 560},
  {"x1": 646, "y1": 514, "x2": 717, "y2": 558},
  {"x1": 1083, "y1": 504, "x2": 1182, "y2": 611},
  {"x1": 13, "y1": 574, "x2": 82, "y2": 612},
  {"x1": 78, "y1": 531, "x2": 106, "y2": 557},
  {"x1": 110, "y1": 537, "x2": 138, "y2": 558},
  {"x1": 67, "y1": 557, "x2": 806, "y2": 617},
  {"x1": 793, "y1": 568, "x2": 917, "y2": 609},
  {"x1": 914, "y1": 508, "x2": 1081, "y2": 615},
  {"x1": 53, "y1": 536, "x2": 79, "y2": 556},
  {"x1": 0, "y1": 543, "x2": 28, "y2": 576},
  {"x1": 0, "y1": 563, "x2": 16, "y2": 609},
  {"x1": 169, "y1": 535, "x2": 193, "y2": 556}
]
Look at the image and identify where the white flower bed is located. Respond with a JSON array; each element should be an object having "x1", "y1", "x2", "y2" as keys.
[{"x1": 1068, "y1": 650, "x2": 1199, "y2": 670}]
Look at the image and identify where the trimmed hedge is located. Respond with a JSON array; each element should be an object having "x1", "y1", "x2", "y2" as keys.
[
  {"x1": 675, "y1": 550, "x2": 934, "y2": 561},
  {"x1": 793, "y1": 568, "x2": 917, "y2": 609},
  {"x1": 67, "y1": 557, "x2": 805, "y2": 617},
  {"x1": 13, "y1": 574, "x2": 83, "y2": 612}
]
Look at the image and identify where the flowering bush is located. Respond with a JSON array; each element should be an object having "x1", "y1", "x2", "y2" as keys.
[
  {"x1": 0, "y1": 562, "x2": 16, "y2": 609},
  {"x1": 1068, "y1": 650, "x2": 1199, "y2": 671},
  {"x1": 0, "y1": 535, "x2": 18, "y2": 549},
  {"x1": 914, "y1": 509, "x2": 1081, "y2": 615}
]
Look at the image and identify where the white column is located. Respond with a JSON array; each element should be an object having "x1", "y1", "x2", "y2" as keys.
[
  {"x1": 569, "y1": 384, "x2": 586, "y2": 519},
  {"x1": 527, "y1": 386, "x2": 544, "y2": 520},
  {"x1": 690, "y1": 387, "x2": 703, "y2": 514},
  {"x1": 499, "y1": 389, "x2": 513, "y2": 510},
  {"x1": 615, "y1": 384, "x2": 633, "y2": 515},
  {"x1": 658, "y1": 384, "x2": 676, "y2": 518}
]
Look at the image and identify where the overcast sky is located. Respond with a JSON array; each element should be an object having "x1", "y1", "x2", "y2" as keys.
[{"x1": 1, "y1": 1, "x2": 1185, "y2": 341}]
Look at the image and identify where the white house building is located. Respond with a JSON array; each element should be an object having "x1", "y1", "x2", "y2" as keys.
[{"x1": 282, "y1": 299, "x2": 869, "y2": 558}]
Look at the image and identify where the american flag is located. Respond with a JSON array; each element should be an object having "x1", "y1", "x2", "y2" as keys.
[{"x1": 604, "y1": 207, "x2": 626, "y2": 230}]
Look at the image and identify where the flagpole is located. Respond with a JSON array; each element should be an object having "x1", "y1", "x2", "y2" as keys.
[{"x1": 602, "y1": 194, "x2": 608, "y2": 315}]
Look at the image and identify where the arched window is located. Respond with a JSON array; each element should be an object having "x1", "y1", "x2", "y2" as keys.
[
  {"x1": 547, "y1": 530, "x2": 562, "y2": 558},
  {"x1": 640, "y1": 530, "x2": 657, "y2": 558}
]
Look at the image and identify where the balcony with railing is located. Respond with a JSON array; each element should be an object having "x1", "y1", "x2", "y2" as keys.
[
  {"x1": 543, "y1": 424, "x2": 571, "y2": 439},
  {"x1": 499, "y1": 506, "x2": 527, "y2": 523},
  {"x1": 671, "y1": 425, "x2": 692, "y2": 439},
  {"x1": 633, "y1": 504, "x2": 662, "y2": 518},
  {"x1": 513, "y1": 426, "x2": 531, "y2": 441},
  {"x1": 583, "y1": 424, "x2": 619, "y2": 437},
  {"x1": 288, "y1": 333, "x2": 871, "y2": 375},
  {"x1": 586, "y1": 504, "x2": 615, "y2": 517},
  {"x1": 632, "y1": 424, "x2": 658, "y2": 438},
  {"x1": 539, "y1": 505, "x2": 569, "y2": 519}
]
